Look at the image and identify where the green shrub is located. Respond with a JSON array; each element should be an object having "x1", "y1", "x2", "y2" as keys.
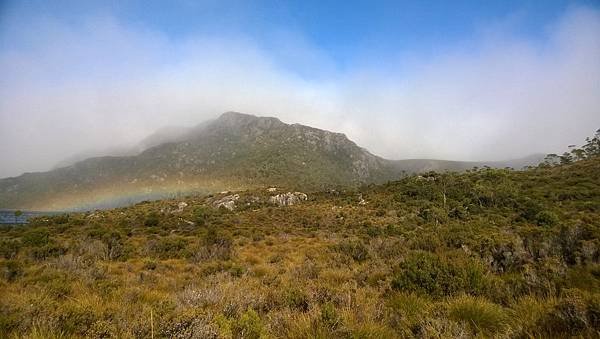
[
  {"x1": 30, "y1": 243, "x2": 66, "y2": 260},
  {"x1": 51, "y1": 214, "x2": 70, "y2": 224},
  {"x1": 386, "y1": 292, "x2": 432, "y2": 331},
  {"x1": 149, "y1": 236, "x2": 189, "y2": 259},
  {"x1": 517, "y1": 198, "x2": 543, "y2": 223},
  {"x1": 320, "y1": 302, "x2": 341, "y2": 330},
  {"x1": 22, "y1": 228, "x2": 50, "y2": 247},
  {"x1": 144, "y1": 212, "x2": 160, "y2": 227},
  {"x1": 542, "y1": 289, "x2": 598, "y2": 334},
  {"x1": 1, "y1": 260, "x2": 23, "y2": 281},
  {"x1": 102, "y1": 231, "x2": 126, "y2": 260},
  {"x1": 391, "y1": 251, "x2": 486, "y2": 298},
  {"x1": 194, "y1": 206, "x2": 211, "y2": 226},
  {"x1": 204, "y1": 227, "x2": 232, "y2": 248},
  {"x1": 284, "y1": 287, "x2": 310, "y2": 312},
  {"x1": 0, "y1": 239, "x2": 21, "y2": 259},
  {"x1": 332, "y1": 240, "x2": 369, "y2": 262},
  {"x1": 536, "y1": 210, "x2": 559, "y2": 227},
  {"x1": 231, "y1": 309, "x2": 265, "y2": 339},
  {"x1": 142, "y1": 259, "x2": 158, "y2": 270},
  {"x1": 447, "y1": 295, "x2": 508, "y2": 335},
  {"x1": 193, "y1": 227, "x2": 233, "y2": 261}
]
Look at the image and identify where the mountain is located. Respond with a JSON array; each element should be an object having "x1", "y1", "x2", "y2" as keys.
[
  {"x1": 52, "y1": 125, "x2": 194, "y2": 169},
  {"x1": 389, "y1": 154, "x2": 545, "y2": 174},
  {"x1": 0, "y1": 112, "x2": 391, "y2": 210},
  {"x1": 0, "y1": 112, "x2": 544, "y2": 211}
]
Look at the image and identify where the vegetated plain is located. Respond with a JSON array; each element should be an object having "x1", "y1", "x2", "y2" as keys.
[{"x1": 1, "y1": 133, "x2": 600, "y2": 338}]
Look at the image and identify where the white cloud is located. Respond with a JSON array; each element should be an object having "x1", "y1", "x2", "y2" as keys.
[{"x1": 0, "y1": 6, "x2": 599, "y2": 177}]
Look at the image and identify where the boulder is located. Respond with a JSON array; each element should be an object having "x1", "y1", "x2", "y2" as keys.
[
  {"x1": 212, "y1": 194, "x2": 240, "y2": 211},
  {"x1": 173, "y1": 201, "x2": 188, "y2": 213},
  {"x1": 269, "y1": 192, "x2": 307, "y2": 206}
]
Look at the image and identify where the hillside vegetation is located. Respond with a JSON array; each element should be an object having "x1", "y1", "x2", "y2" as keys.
[
  {"x1": 0, "y1": 112, "x2": 543, "y2": 211},
  {"x1": 1, "y1": 134, "x2": 600, "y2": 338}
]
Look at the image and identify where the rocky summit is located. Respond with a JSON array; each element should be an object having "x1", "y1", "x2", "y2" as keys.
[{"x1": 0, "y1": 112, "x2": 543, "y2": 211}]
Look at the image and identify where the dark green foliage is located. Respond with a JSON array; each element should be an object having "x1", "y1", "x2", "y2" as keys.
[
  {"x1": 149, "y1": 236, "x2": 189, "y2": 259},
  {"x1": 320, "y1": 302, "x2": 340, "y2": 330},
  {"x1": 0, "y1": 239, "x2": 21, "y2": 259},
  {"x1": 392, "y1": 251, "x2": 486, "y2": 298},
  {"x1": 536, "y1": 210, "x2": 559, "y2": 227},
  {"x1": 231, "y1": 309, "x2": 264, "y2": 339},
  {"x1": 541, "y1": 289, "x2": 600, "y2": 334},
  {"x1": 284, "y1": 287, "x2": 310, "y2": 312},
  {"x1": 144, "y1": 212, "x2": 160, "y2": 227},
  {"x1": 102, "y1": 231, "x2": 126, "y2": 260},
  {"x1": 194, "y1": 206, "x2": 211, "y2": 226},
  {"x1": 30, "y1": 243, "x2": 66, "y2": 260},
  {"x1": 22, "y1": 228, "x2": 50, "y2": 247},
  {"x1": 332, "y1": 239, "x2": 369, "y2": 262},
  {"x1": 1, "y1": 260, "x2": 22, "y2": 281},
  {"x1": 51, "y1": 214, "x2": 70, "y2": 224}
]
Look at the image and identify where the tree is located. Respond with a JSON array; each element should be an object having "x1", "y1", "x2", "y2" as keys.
[
  {"x1": 14, "y1": 210, "x2": 23, "y2": 224},
  {"x1": 560, "y1": 152, "x2": 573, "y2": 165},
  {"x1": 582, "y1": 129, "x2": 600, "y2": 157}
]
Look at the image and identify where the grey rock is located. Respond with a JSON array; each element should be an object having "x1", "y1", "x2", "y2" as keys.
[
  {"x1": 269, "y1": 192, "x2": 308, "y2": 206},
  {"x1": 212, "y1": 194, "x2": 240, "y2": 211}
]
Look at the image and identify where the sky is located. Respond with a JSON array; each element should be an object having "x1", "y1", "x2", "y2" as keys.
[{"x1": 0, "y1": 0, "x2": 599, "y2": 178}]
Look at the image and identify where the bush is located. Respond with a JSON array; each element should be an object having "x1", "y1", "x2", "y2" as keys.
[
  {"x1": 284, "y1": 287, "x2": 310, "y2": 312},
  {"x1": 536, "y1": 210, "x2": 559, "y2": 227},
  {"x1": 31, "y1": 243, "x2": 66, "y2": 260},
  {"x1": 194, "y1": 206, "x2": 211, "y2": 226},
  {"x1": 1, "y1": 260, "x2": 23, "y2": 281},
  {"x1": 320, "y1": 302, "x2": 341, "y2": 331},
  {"x1": 193, "y1": 227, "x2": 233, "y2": 261},
  {"x1": 22, "y1": 228, "x2": 50, "y2": 247},
  {"x1": 447, "y1": 295, "x2": 508, "y2": 335},
  {"x1": 142, "y1": 259, "x2": 158, "y2": 270},
  {"x1": 231, "y1": 309, "x2": 265, "y2": 339},
  {"x1": 517, "y1": 198, "x2": 543, "y2": 223},
  {"x1": 149, "y1": 236, "x2": 189, "y2": 259},
  {"x1": 0, "y1": 239, "x2": 21, "y2": 259},
  {"x1": 386, "y1": 292, "x2": 432, "y2": 332},
  {"x1": 144, "y1": 212, "x2": 160, "y2": 227},
  {"x1": 332, "y1": 240, "x2": 369, "y2": 262},
  {"x1": 542, "y1": 289, "x2": 595, "y2": 334},
  {"x1": 204, "y1": 227, "x2": 232, "y2": 248},
  {"x1": 102, "y1": 231, "x2": 126, "y2": 260},
  {"x1": 391, "y1": 251, "x2": 486, "y2": 298}
]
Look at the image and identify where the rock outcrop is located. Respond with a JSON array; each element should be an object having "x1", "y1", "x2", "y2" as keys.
[
  {"x1": 212, "y1": 194, "x2": 240, "y2": 211},
  {"x1": 269, "y1": 192, "x2": 308, "y2": 206}
]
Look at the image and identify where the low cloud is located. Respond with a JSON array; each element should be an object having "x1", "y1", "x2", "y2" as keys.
[{"x1": 1, "y1": 7, "x2": 599, "y2": 178}]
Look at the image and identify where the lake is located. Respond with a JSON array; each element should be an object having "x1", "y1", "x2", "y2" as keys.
[{"x1": 0, "y1": 210, "x2": 63, "y2": 224}]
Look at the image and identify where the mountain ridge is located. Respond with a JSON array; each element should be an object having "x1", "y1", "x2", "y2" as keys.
[{"x1": 0, "y1": 112, "x2": 544, "y2": 211}]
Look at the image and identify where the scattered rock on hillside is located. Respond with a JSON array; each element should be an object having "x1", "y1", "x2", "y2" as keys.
[
  {"x1": 358, "y1": 194, "x2": 367, "y2": 205},
  {"x1": 269, "y1": 192, "x2": 307, "y2": 206},
  {"x1": 267, "y1": 187, "x2": 277, "y2": 192},
  {"x1": 212, "y1": 194, "x2": 240, "y2": 211},
  {"x1": 172, "y1": 201, "x2": 188, "y2": 213}
]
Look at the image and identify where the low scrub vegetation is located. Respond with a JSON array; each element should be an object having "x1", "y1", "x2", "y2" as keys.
[{"x1": 1, "y1": 137, "x2": 600, "y2": 337}]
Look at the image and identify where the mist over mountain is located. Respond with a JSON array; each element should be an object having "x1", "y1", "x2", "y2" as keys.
[
  {"x1": 52, "y1": 125, "x2": 195, "y2": 169},
  {"x1": 0, "y1": 112, "x2": 544, "y2": 211}
]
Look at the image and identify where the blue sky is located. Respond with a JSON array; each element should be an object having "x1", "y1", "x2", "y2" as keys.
[
  {"x1": 3, "y1": 0, "x2": 598, "y2": 72},
  {"x1": 0, "y1": 1, "x2": 599, "y2": 177}
]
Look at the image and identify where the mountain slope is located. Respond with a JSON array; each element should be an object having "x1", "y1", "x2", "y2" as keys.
[
  {"x1": 389, "y1": 154, "x2": 545, "y2": 174},
  {"x1": 0, "y1": 112, "x2": 391, "y2": 210},
  {"x1": 1, "y1": 156, "x2": 599, "y2": 337},
  {"x1": 0, "y1": 112, "x2": 544, "y2": 211}
]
